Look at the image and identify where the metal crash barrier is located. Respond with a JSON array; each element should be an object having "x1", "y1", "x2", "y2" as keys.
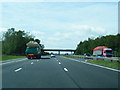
[{"x1": 70, "y1": 55, "x2": 120, "y2": 62}]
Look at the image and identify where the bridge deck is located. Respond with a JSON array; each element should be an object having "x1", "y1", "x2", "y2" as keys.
[{"x1": 43, "y1": 49, "x2": 76, "y2": 52}]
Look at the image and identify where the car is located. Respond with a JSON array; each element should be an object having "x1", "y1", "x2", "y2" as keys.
[
  {"x1": 51, "y1": 54, "x2": 55, "y2": 57},
  {"x1": 84, "y1": 53, "x2": 90, "y2": 57},
  {"x1": 65, "y1": 53, "x2": 68, "y2": 55}
]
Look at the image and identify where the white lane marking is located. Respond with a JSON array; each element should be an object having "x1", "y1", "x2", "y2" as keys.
[
  {"x1": 0, "y1": 58, "x2": 27, "y2": 65},
  {"x1": 59, "y1": 62, "x2": 61, "y2": 64},
  {"x1": 15, "y1": 68, "x2": 22, "y2": 72},
  {"x1": 62, "y1": 56, "x2": 120, "y2": 72},
  {"x1": 55, "y1": 58, "x2": 58, "y2": 61},
  {"x1": 82, "y1": 61, "x2": 120, "y2": 72},
  {"x1": 31, "y1": 62, "x2": 33, "y2": 64},
  {"x1": 64, "y1": 68, "x2": 68, "y2": 72},
  {"x1": 85, "y1": 60, "x2": 87, "y2": 62}
]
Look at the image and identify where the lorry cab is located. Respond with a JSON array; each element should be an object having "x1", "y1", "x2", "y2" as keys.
[
  {"x1": 25, "y1": 47, "x2": 41, "y2": 59},
  {"x1": 103, "y1": 48, "x2": 112, "y2": 57}
]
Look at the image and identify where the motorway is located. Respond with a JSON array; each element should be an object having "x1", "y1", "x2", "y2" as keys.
[{"x1": 1, "y1": 56, "x2": 119, "y2": 88}]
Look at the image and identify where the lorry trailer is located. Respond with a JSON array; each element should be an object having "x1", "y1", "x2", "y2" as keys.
[
  {"x1": 25, "y1": 41, "x2": 42, "y2": 59},
  {"x1": 93, "y1": 46, "x2": 113, "y2": 57}
]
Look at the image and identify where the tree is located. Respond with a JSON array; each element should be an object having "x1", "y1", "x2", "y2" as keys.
[
  {"x1": 75, "y1": 34, "x2": 120, "y2": 56},
  {"x1": 2, "y1": 28, "x2": 35, "y2": 55},
  {"x1": 35, "y1": 39, "x2": 40, "y2": 44}
]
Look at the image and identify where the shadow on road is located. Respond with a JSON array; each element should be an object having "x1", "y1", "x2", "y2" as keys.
[
  {"x1": 27, "y1": 55, "x2": 51, "y2": 60},
  {"x1": 29, "y1": 57, "x2": 50, "y2": 60},
  {"x1": 40, "y1": 57, "x2": 50, "y2": 59}
]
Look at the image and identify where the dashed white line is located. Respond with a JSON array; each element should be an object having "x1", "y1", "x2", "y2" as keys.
[
  {"x1": 64, "y1": 68, "x2": 68, "y2": 72},
  {"x1": 15, "y1": 68, "x2": 22, "y2": 72},
  {"x1": 55, "y1": 58, "x2": 58, "y2": 61},
  {"x1": 59, "y1": 62, "x2": 61, "y2": 64}
]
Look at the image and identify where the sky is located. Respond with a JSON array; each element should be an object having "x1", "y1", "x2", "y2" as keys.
[{"x1": 0, "y1": 1, "x2": 118, "y2": 51}]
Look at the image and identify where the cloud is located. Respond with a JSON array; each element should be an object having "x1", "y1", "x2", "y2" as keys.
[
  {"x1": 43, "y1": 24, "x2": 106, "y2": 48},
  {"x1": 0, "y1": 28, "x2": 8, "y2": 32},
  {"x1": 69, "y1": 24, "x2": 106, "y2": 34},
  {"x1": 0, "y1": 28, "x2": 8, "y2": 41},
  {"x1": 1, "y1": 2, "x2": 118, "y2": 49},
  {"x1": 0, "y1": 0, "x2": 118, "y2": 2},
  {"x1": 31, "y1": 31, "x2": 45, "y2": 35},
  {"x1": 47, "y1": 32, "x2": 72, "y2": 41},
  {"x1": 30, "y1": 31, "x2": 46, "y2": 40}
]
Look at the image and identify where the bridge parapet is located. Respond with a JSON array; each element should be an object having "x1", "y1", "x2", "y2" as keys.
[{"x1": 43, "y1": 49, "x2": 76, "y2": 54}]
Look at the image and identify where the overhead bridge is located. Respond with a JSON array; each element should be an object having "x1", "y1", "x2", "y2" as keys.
[{"x1": 43, "y1": 49, "x2": 76, "y2": 55}]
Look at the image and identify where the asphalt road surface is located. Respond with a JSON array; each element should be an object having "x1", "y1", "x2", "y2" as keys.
[{"x1": 2, "y1": 56, "x2": 119, "y2": 88}]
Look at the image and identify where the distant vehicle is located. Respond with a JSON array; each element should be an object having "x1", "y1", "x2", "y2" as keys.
[
  {"x1": 93, "y1": 46, "x2": 112, "y2": 57},
  {"x1": 51, "y1": 54, "x2": 55, "y2": 58},
  {"x1": 25, "y1": 41, "x2": 43, "y2": 59},
  {"x1": 65, "y1": 53, "x2": 69, "y2": 55},
  {"x1": 84, "y1": 53, "x2": 90, "y2": 57}
]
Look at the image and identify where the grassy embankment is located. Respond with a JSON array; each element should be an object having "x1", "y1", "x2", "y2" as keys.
[
  {"x1": 1, "y1": 55, "x2": 26, "y2": 61},
  {"x1": 63, "y1": 55, "x2": 120, "y2": 69},
  {"x1": 87, "y1": 60, "x2": 120, "y2": 69}
]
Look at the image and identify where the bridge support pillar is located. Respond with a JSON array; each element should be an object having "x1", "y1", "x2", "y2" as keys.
[{"x1": 58, "y1": 51, "x2": 60, "y2": 55}]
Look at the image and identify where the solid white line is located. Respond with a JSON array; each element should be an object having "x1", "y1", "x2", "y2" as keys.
[
  {"x1": 64, "y1": 68, "x2": 68, "y2": 72},
  {"x1": 0, "y1": 58, "x2": 27, "y2": 65},
  {"x1": 15, "y1": 68, "x2": 22, "y2": 72},
  {"x1": 2, "y1": 58, "x2": 27, "y2": 62},
  {"x1": 81, "y1": 61, "x2": 120, "y2": 72},
  {"x1": 59, "y1": 62, "x2": 61, "y2": 64},
  {"x1": 62, "y1": 56, "x2": 120, "y2": 72}
]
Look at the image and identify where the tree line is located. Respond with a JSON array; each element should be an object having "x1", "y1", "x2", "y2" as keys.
[
  {"x1": 75, "y1": 34, "x2": 120, "y2": 57},
  {"x1": 2, "y1": 28, "x2": 44, "y2": 55}
]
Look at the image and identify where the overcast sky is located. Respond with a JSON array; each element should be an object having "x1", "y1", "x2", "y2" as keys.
[{"x1": 0, "y1": 1, "x2": 118, "y2": 50}]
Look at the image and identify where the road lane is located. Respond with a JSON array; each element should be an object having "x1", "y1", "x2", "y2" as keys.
[
  {"x1": 2, "y1": 56, "x2": 119, "y2": 88},
  {"x1": 2, "y1": 56, "x2": 78, "y2": 88},
  {"x1": 57, "y1": 56, "x2": 119, "y2": 88},
  {"x1": 2, "y1": 58, "x2": 29, "y2": 72}
]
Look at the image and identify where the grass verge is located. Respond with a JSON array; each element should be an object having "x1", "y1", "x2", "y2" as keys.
[
  {"x1": 87, "y1": 60, "x2": 120, "y2": 69},
  {"x1": 1, "y1": 55, "x2": 26, "y2": 61}
]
